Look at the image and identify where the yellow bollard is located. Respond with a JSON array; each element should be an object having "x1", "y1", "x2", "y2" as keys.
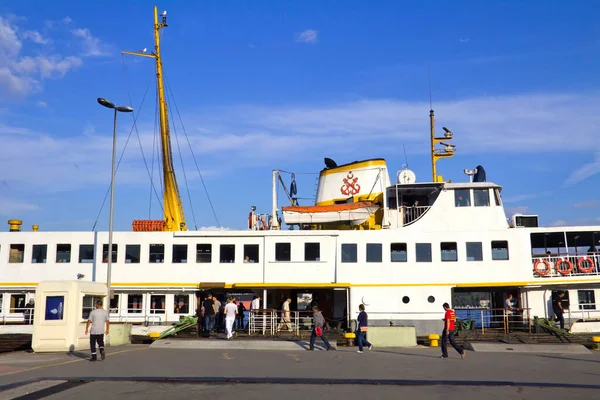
[
  {"x1": 592, "y1": 336, "x2": 600, "y2": 351},
  {"x1": 344, "y1": 332, "x2": 356, "y2": 347},
  {"x1": 428, "y1": 333, "x2": 440, "y2": 347}
]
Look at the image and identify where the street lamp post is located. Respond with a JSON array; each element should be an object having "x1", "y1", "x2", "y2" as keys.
[{"x1": 97, "y1": 98, "x2": 133, "y2": 309}]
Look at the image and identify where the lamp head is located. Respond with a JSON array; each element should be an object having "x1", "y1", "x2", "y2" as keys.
[{"x1": 97, "y1": 98, "x2": 115, "y2": 109}]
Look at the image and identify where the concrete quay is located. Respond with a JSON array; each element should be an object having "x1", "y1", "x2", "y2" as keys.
[{"x1": 0, "y1": 341, "x2": 599, "y2": 399}]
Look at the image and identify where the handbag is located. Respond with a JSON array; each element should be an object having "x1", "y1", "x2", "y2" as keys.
[
  {"x1": 315, "y1": 327, "x2": 323, "y2": 336},
  {"x1": 360, "y1": 326, "x2": 368, "y2": 332}
]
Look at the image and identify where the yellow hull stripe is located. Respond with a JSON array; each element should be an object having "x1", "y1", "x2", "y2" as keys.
[
  {"x1": 1, "y1": 279, "x2": 600, "y2": 289},
  {"x1": 319, "y1": 159, "x2": 387, "y2": 177}
]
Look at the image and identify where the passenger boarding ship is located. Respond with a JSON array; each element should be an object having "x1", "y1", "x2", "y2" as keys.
[{"x1": 1, "y1": 7, "x2": 599, "y2": 336}]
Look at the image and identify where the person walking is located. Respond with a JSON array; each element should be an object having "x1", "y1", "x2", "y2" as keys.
[
  {"x1": 440, "y1": 303, "x2": 465, "y2": 359},
  {"x1": 85, "y1": 299, "x2": 110, "y2": 362},
  {"x1": 202, "y1": 293, "x2": 216, "y2": 334},
  {"x1": 308, "y1": 305, "x2": 334, "y2": 351},
  {"x1": 224, "y1": 297, "x2": 238, "y2": 340},
  {"x1": 553, "y1": 291, "x2": 566, "y2": 330},
  {"x1": 277, "y1": 297, "x2": 292, "y2": 332},
  {"x1": 355, "y1": 304, "x2": 373, "y2": 353}
]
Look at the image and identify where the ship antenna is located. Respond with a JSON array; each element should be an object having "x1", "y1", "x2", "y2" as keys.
[
  {"x1": 402, "y1": 144, "x2": 409, "y2": 169},
  {"x1": 428, "y1": 69, "x2": 433, "y2": 110}
]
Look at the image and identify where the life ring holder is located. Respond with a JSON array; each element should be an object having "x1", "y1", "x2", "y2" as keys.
[
  {"x1": 555, "y1": 259, "x2": 573, "y2": 275},
  {"x1": 577, "y1": 257, "x2": 595, "y2": 274},
  {"x1": 533, "y1": 259, "x2": 551, "y2": 276}
]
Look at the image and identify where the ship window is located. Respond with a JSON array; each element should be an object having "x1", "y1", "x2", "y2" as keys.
[
  {"x1": 341, "y1": 244, "x2": 357, "y2": 263},
  {"x1": 578, "y1": 290, "x2": 596, "y2": 310},
  {"x1": 125, "y1": 245, "x2": 140, "y2": 263},
  {"x1": 56, "y1": 244, "x2": 71, "y2": 263},
  {"x1": 9, "y1": 244, "x2": 24, "y2": 263},
  {"x1": 275, "y1": 243, "x2": 291, "y2": 261},
  {"x1": 32, "y1": 245, "x2": 47, "y2": 263},
  {"x1": 466, "y1": 242, "x2": 483, "y2": 261},
  {"x1": 391, "y1": 243, "x2": 407, "y2": 262},
  {"x1": 196, "y1": 244, "x2": 212, "y2": 263},
  {"x1": 428, "y1": 296, "x2": 435, "y2": 303},
  {"x1": 220, "y1": 244, "x2": 235, "y2": 263},
  {"x1": 109, "y1": 295, "x2": 119, "y2": 314},
  {"x1": 102, "y1": 244, "x2": 118, "y2": 263},
  {"x1": 10, "y1": 294, "x2": 26, "y2": 312},
  {"x1": 174, "y1": 295, "x2": 189, "y2": 313},
  {"x1": 150, "y1": 295, "x2": 166, "y2": 314},
  {"x1": 127, "y1": 294, "x2": 143, "y2": 313},
  {"x1": 244, "y1": 244, "x2": 259, "y2": 263},
  {"x1": 416, "y1": 243, "x2": 432, "y2": 262},
  {"x1": 473, "y1": 189, "x2": 490, "y2": 207},
  {"x1": 149, "y1": 244, "x2": 164, "y2": 263},
  {"x1": 366, "y1": 243, "x2": 382, "y2": 262},
  {"x1": 454, "y1": 189, "x2": 470, "y2": 207},
  {"x1": 494, "y1": 189, "x2": 502, "y2": 206},
  {"x1": 305, "y1": 243, "x2": 320, "y2": 261},
  {"x1": 172, "y1": 244, "x2": 188, "y2": 263},
  {"x1": 79, "y1": 245, "x2": 94, "y2": 263},
  {"x1": 440, "y1": 242, "x2": 457, "y2": 262},
  {"x1": 402, "y1": 296, "x2": 410, "y2": 304},
  {"x1": 491, "y1": 240, "x2": 509, "y2": 260}
]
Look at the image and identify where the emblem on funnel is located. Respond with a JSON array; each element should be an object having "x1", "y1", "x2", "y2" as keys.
[{"x1": 341, "y1": 172, "x2": 360, "y2": 196}]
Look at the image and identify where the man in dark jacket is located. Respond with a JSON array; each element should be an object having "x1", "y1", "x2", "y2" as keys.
[{"x1": 308, "y1": 306, "x2": 334, "y2": 351}]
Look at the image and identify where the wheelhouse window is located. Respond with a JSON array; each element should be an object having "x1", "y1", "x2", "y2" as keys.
[
  {"x1": 440, "y1": 242, "x2": 457, "y2": 262},
  {"x1": 491, "y1": 240, "x2": 509, "y2": 260},
  {"x1": 125, "y1": 245, "x2": 140, "y2": 263},
  {"x1": 102, "y1": 244, "x2": 118, "y2": 263},
  {"x1": 172, "y1": 244, "x2": 188, "y2": 263},
  {"x1": 275, "y1": 243, "x2": 291, "y2": 261},
  {"x1": 494, "y1": 189, "x2": 502, "y2": 206},
  {"x1": 416, "y1": 243, "x2": 432, "y2": 262},
  {"x1": 220, "y1": 244, "x2": 235, "y2": 263},
  {"x1": 341, "y1": 243, "x2": 357, "y2": 263},
  {"x1": 305, "y1": 243, "x2": 320, "y2": 261},
  {"x1": 390, "y1": 243, "x2": 407, "y2": 262},
  {"x1": 454, "y1": 189, "x2": 470, "y2": 207},
  {"x1": 366, "y1": 243, "x2": 382, "y2": 262},
  {"x1": 196, "y1": 244, "x2": 212, "y2": 263},
  {"x1": 473, "y1": 189, "x2": 490, "y2": 207},
  {"x1": 466, "y1": 242, "x2": 483, "y2": 261},
  {"x1": 9, "y1": 244, "x2": 24, "y2": 263},
  {"x1": 32, "y1": 245, "x2": 47, "y2": 263},
  {"x1": 56, "y1": 244, "x2": 71, "y2": 263},
  {"x1": 79, "y1": 245, "x2": 94, "y2": 263},
  {"x1": 149, "y1": 244, "x2": 164, "y2": 263},
  {"x1": 243, "y1": 244, "x2": 259, "y2": 263}
]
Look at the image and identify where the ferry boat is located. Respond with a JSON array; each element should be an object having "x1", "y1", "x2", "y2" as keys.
[{"x1": 1, "y1": 6, "x2": 599, "y2": 337}]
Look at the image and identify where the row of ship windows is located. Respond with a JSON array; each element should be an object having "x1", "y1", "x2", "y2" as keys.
[
  {"x1": 2, "y1": 240, "x2": 510, "y2": 264},
  {"x1": 453, "y1": 188, "x2": 502, "y2": 208}
]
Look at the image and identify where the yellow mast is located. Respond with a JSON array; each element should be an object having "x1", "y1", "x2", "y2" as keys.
[
  {"x1": 123, "y1": 6, "x2": 187, "y2": 231},
  {"x1": 429, "y1": 108, "x2": 456, "y2": 182}
]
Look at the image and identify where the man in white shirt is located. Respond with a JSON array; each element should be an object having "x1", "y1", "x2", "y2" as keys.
[
  {"x1": 224, "y1": 297, "x2": 238, "y2": 339},
  {"x1": 85, "y1": 299, "x2": 110, "y2": 361},
  {"x1": 251, "y1": 295, "x2": 260, "y2": 311}
]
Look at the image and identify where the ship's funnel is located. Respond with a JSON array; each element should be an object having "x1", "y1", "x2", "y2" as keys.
[
  {"x1": 315, "y1": 158, "x2": 391, "y2": 205},
  {"x1": 8, "y1": 219, "x2": 22, "y2": 232}
]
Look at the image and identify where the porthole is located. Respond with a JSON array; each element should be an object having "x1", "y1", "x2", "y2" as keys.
[
  {"x1": 428, "y1": 296, "x2": 435, "y2": 303},
  {"x1": 402, "y1": 296, "x2": 410, "y2": 304}
]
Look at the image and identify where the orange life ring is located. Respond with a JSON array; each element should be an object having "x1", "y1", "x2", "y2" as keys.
[
  {"x1": 577, "y1": 257, "x2": 595, "y2": 274},
  {"x1": 555, "y1": 259, "x2": 573, "y2": 275},
  {"x1": 533, "y1": 259, "x2": 551, "y2": 276}
]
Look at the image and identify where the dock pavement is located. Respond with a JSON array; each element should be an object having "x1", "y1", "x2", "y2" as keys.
[{"x1": 1, "y1": 340, "x2": 599, "y2": 399}]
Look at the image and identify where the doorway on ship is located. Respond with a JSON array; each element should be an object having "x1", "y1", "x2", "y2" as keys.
[
  {"x1": 195, "y1": 288, "x2": 258, "y2": 333},
  {"x1": 266, "y1": 288, "x2": 348, "y2": 331},
  {"x1": 452, "y1": 287, "x2": 523, "y2": 332}
]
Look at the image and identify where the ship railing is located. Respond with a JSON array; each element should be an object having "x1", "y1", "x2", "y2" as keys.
[
  {"x1": 566, "y1": 303, "x2": 600, "y2": 323},
  {"x1": 452, "y1": 307, "x2": 532, "y2": 335},
  {"x1": 400, "y1": 206, "x2": 431, "y2": 226},
  {"x1": 531, "y1": 254, "x2": 600, "y2": 278},
  {"x1": 249, "y1": 309, "x2": 317, "y2": 337},
  {"x1": 0, "y1": 307, "x2": 31, "y2": 325},
  {"x1": 108, "y1": 308, "x2": 166, "y2": 325}
]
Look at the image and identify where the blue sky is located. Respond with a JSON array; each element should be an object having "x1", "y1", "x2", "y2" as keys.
[{"x1": 0, "y1": 1, "x2": 599, "y2": 231}]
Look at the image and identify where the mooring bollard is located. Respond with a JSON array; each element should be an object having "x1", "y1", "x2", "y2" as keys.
[
  {"x1": 428, "y1": 333, "x2": 440, "y2": 347},
  {"x1": 344, "y1": 332, "x2": 356, "y2": 346},
  {"x1": 592, "y1": 336, "x2": 600, "y2": 351}
]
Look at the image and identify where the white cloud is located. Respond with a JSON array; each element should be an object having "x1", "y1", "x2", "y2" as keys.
[
  {"x1": 197, "y1": 226, "x2": 231, "y2": 231},
  {"x1": 71, "y1": 28, "x2": 111, "y2": 56},
  {"x1": 21, "y1": 30, "x2": 50, "y2": 44},
  {"x1": 296, "y1": 29, "x2": 318, "y2": 44},
  {"x1": 573, "y1": 200, "x2": 598, "y2": 209},
  {"x1": 37, "y1": 100, "x2": 47, "y2": 108},
  {"x1": 564, "y1": 152, "x2": 600, "y2": 186},
  {"x1": 549, "y1": 217, "x2": 600, "y2": 227},
  {"x1": 0, "y1": 198, "x2": 39, "y2": 216},
  {"x1": 505, "y1": 206, "x2": 530, "y2": 216}
]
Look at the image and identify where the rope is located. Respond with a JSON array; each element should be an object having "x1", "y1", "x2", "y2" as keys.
[
  {"x1": 164, "y1": 82, "x2": 199, "y2": 231},
  {"x1": 164, "y1": 75, "x2": 221, "y2": 228}
]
